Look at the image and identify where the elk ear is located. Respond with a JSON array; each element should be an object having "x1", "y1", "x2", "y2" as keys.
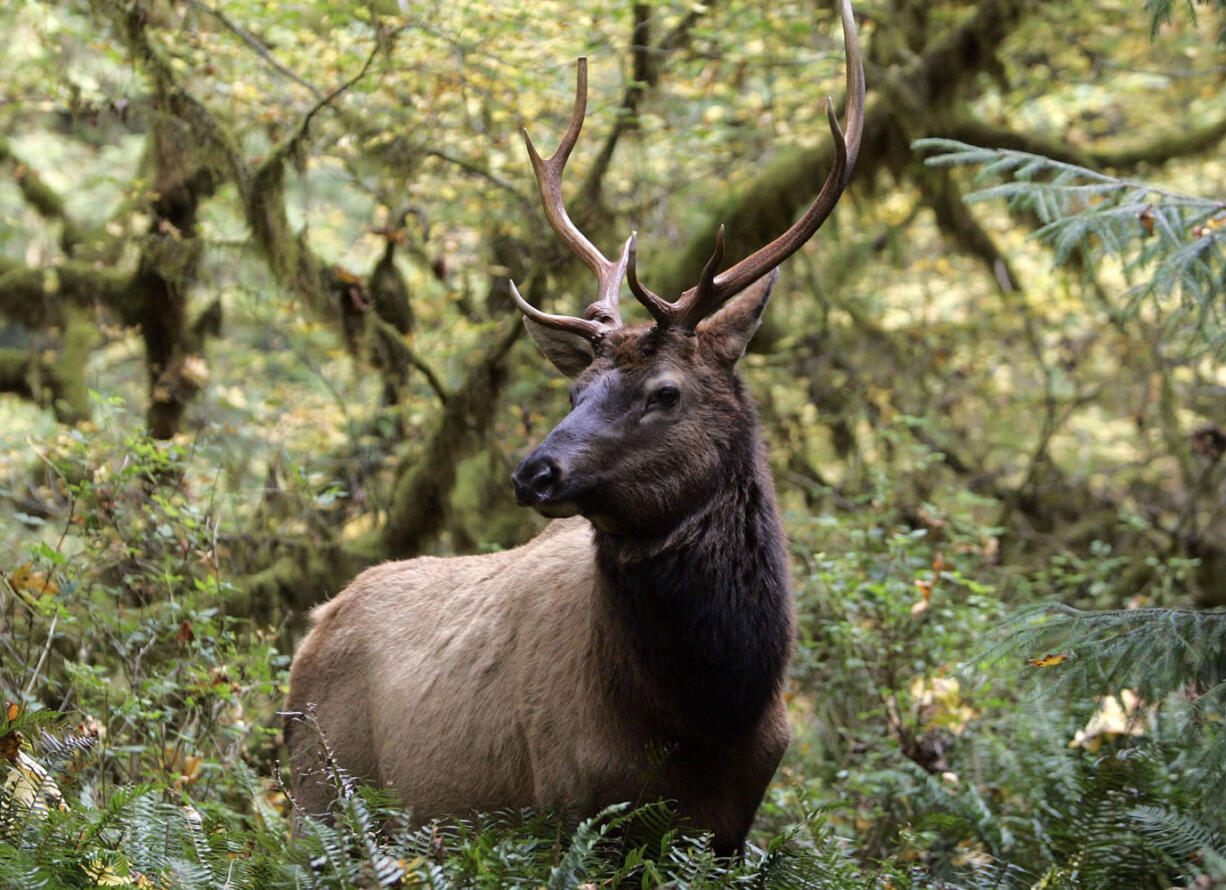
[
  {"x1": 523, "y1": 316, "x2": 597, "y2": 378},
  {"x1": 696, "y1": 269, "x2": 779, "y2": 365}
]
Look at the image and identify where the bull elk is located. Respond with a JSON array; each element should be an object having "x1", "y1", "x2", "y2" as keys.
[{"x1": 286, "y1": 0, "x2": 863, "y2": 856}]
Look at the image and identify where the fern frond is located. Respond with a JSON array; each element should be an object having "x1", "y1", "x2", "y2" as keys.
[
  {"x1": 914, "y1": 138, "x2": 1226, "y2": 353},
  {"x1": 546, "y1": 803, "x2": 625, "y2": 890},
  {"x1": 1131, "y1": 804, "x2": 1225, "y2": 865}
]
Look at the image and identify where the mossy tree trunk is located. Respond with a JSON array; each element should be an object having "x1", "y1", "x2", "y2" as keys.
[{"x1": 136, "y1": 108, "x2": 223, "y2": 438}]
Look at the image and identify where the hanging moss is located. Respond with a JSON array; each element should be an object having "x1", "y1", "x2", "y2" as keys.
[
  {"x1": 369, "y1": 239, "x2": 414, "y2": 335},
  {"x1": 382, "y1": 322, "x2": 522, "y2": 557},
  {"x1": 0, "y1": 314, "x2": 91, "y2": 423},
  {"x1": 232, "y1": 541, "x2": 380, "y2": 626},
  {"x1": 47, "y1": 308, "x2": 93, "y2": 423},
  {"x1": 448, "y1": 450, "x2": 537, "y2": 551}
]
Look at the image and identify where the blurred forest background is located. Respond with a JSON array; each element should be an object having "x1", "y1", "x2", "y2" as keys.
[{"x1": 2, "y1": 0, "x2": 1226, "y2": 886}]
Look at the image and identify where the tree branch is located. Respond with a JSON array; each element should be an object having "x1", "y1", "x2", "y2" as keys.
[
  {"x1": 372, "y1": 317, "x2": 450, "y2": 406},
  {"x1": 0, "y1": 136, "x2": 90, "y2": 253},
  {"x1": 944, "y1": 109, "x2": 1226, "y2": 171},
  {"x1": 381, "y1": 320, "x2": 522, "y2": 557},
  {"x1": 914, "y1": 163, "x2": 1021, "y2": 293},
  {"x1": 185, "y1": 0, "x2": 325, "y2": 99},
  {"x1": 577, "y1": 2, "x2": 709, "y2": 210}
]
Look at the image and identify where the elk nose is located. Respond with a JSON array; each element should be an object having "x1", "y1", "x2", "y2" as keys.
[{"x1": 512, "y1": 456, "x2": 561, "y2": 505}]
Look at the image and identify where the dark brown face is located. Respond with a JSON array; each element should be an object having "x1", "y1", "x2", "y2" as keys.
[{"x1": 511, "y1": 275, "x2": 776, "y2": 536}]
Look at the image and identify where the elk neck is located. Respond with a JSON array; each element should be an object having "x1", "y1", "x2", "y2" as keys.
[{"x1": 590, "y1": 419, "x2": 793, "y2": 746}]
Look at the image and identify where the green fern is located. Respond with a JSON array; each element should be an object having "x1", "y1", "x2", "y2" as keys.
[
  {"x1": 1143, "y1": 0, "x2": 1226, "y2": 42},
  {"x1": 545, "y1": 803, "x2": 625, "y2": 889},
  {"x1": 914, "y1": 138, "x2": 1226, "y2": 353},
  {"x1": 987, "y1": 604, "x2": 1226, "y2": 701}
]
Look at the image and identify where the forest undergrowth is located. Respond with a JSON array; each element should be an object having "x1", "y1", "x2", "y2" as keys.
[{"x1": 1, "y1": 408, "x2": 1223, "y2": 889}]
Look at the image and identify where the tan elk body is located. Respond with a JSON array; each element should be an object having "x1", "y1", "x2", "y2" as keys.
[{"x1": 286, "y1": 0, "x2": 863, "y2": 856}]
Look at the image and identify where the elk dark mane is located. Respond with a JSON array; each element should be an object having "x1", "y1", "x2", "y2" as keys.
[{"x1": 593, "y1": 444, "x2": 791, "y2": 743}]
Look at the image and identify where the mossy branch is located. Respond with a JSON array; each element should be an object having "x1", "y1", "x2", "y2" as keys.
[
  {"x1": 648, "y1": 0, "x2": 1035, "y2": 301},
  {"x1": 944, "y1": 111, "x2": 1226, "y2": 171},
  {"x1": 381, "y1": 320, "x2": 522, "y2": 557},
  {"x1": 0, "y1": 137, "x2": 91, "y2": 254},
  {"x1": 372, "y1": 317, "x2": 449, "y2": 406},
  {"x1": 0, "y1": 257, "x2": 134, "y2": 327}
]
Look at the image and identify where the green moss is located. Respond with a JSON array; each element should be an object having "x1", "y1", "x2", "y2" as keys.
[
  {"x1": 48, "y1": 308, "x2": 94, "y2": 423},
  {"x1": 448, "y1": 451, "x2": 536, "y2": 551},
  {"x1": 648, "y1": 145, "x2": 833, "y2": 302}
]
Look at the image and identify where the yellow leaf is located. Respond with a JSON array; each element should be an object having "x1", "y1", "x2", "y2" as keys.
[
  {"x1": 9, "y1": 564, "x2": 31, "y2": 592},
  {"x1": 17, "y1": 570, "x2": 59, "y2": 597},
  {"x1": 910, "y1": 676, "x2": 978, "y2": 735},
  {"x1": 3, "y1": 749, "x2": 67, "y2": 819},
  {"x1": 1027, "y1": 653, "x2": 1069, "y2": 667},
  {"x1": 161, "y1": 747, "x2": 203, "y2": 788}
]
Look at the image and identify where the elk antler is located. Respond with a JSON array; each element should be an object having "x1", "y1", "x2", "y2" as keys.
[
  {"x1": 508, "y1": 58, "x2": 633, "y2": 344},
  {"x1": 628, "y1": 0, "x2": 865, "y2": 331}
]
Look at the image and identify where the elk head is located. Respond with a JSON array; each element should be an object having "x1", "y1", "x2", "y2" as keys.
[{"x1": 510, "y1": 0, "x2": 864, "y2": 537}]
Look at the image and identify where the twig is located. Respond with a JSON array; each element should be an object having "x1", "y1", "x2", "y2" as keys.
[
  {"x1": 577, "y1": 3, "x2": 709, "y2": 209},
  {"x1": 422, "y1": 148, "x2": 527, "y2": 202},
  {"x1": 186, "y1": 0, "x2": 324, "y2": 98},
  {"x1": 373, "y1": 317, "x2": 449, "y2": 405},
  {"x1": 23, "y1": 612, "x2": 58, "y2": 701}
]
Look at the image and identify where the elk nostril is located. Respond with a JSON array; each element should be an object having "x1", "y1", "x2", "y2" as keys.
[
  {"x1": 530, "y1": 462, "x2": 558, "y2": 496},
  {"x1": 512, "y1": 456, "x2": 563, "y2": 505}
]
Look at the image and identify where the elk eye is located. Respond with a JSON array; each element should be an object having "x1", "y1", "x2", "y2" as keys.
[{"x1": 649, "y1": 385, "x2": 680, "y2": 409}]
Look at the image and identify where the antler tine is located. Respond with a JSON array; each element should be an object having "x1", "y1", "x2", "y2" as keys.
[
  {"x1": 635, "y1": 225, "x2": 728, "y2": 330},
  {"x1": 627, "y1": 232, "x2": 674, "y2": 326},
  {"x1": 680, "y1": 101, "x2": 848, "y2": 325},
  {"x1": 508, "y1": 279, "x2": 606, "y2": 341},
  {"x1": 683, "y1": 225, "x2": 728, "y2": 328},
  {"x1": 631, "y1": 0, "x2": 864, "y2": 331},
  {"x1": 520, "y1": 57, "x2": 627, "y2": 332},
  {"x1": 835, "y1": 0, "x2": 865, "y2": 179}
]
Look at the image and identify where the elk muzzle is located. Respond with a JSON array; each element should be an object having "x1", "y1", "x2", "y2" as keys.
[
  {"x1": 512, "y1": 453, "x2": 564, "y2": 506},
  {"x1": 512, "y1": 389, "x2": 616, "y2": 516},
  {"x1": 511, "y1": 450, "x2": 586, "y2": 518},
  {"x1": 512, "y1": 433, "x2": 589, "y2": 517}
]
